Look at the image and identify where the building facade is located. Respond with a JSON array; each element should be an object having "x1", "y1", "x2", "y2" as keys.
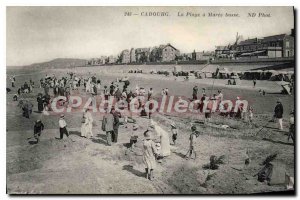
[
  {"x1": 89, "y1": 57, "x2": 105, "y2": 65},
  {"x1": 130, "y1": 48, "x2": 136, "y2": 63},
  {"x1": 135, "y1": 48, "x2": 150, "y2": 63},
  {"x1": 232, "y1": 32, "x2": 294, "y2": 58},
  {"x1": 214, "y1": 30, "x2": 294, "y2": 59},
  {"x1": 192, "y1": 51, "x2": 213, "y2": 60},
  {"x1": 215, "y1": 46, "x2": 231, "y2": 58},
  {"x1": 283, "y1": 35, "x2": 294, "y2": 57},
  {"x1": 121, "y1": 49, "x2": 130, "y2": 64},
  {"x1": 149, "y1": 47, "x2": 161, "y2": 62},
  {"x1": 160, "y1": 43, "x2": 180, "y2": 62},
  {"x1": 108, "y1": 56, "x2": 116, "y2": 64}
]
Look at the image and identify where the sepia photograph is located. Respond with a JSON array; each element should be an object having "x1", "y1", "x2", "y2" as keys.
[{"x1": 6, "y1": 6, "x2": 295, "y2": 195}]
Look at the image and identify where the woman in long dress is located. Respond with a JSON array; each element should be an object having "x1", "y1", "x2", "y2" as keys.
[
  {"x1": 153, "y1": 121, "x2": 171, "y2": 157},
  {"x1": 143, "y1": 129, "x2": 158, "y2": 180},
  {"x1": 85, "y1": 110, "x2": 94, "y2": 138},
  {"x1": 86, "y1": 78, "x2": 91, "y2": 93},
  {"x1": 37, "y1": 95, "x2": 44, "y2": 113}
]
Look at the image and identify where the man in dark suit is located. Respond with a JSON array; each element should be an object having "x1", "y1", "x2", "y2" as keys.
[{"x1": 102, "y1": 108, "x2": 115, "y2": 146}]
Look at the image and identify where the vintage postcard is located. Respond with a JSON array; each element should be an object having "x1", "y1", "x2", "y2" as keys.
[{"x1": 6, "y1": 6, "x2": 295, "y2": 194}]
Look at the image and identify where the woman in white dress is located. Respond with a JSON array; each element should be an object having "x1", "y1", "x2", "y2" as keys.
[
  {"x1": 97, "y1": 81, "x2": 101, "y2": 91},
  {"x1": 152, "y1": 120, "x2": 171, "y2": 157},
  {"x1": 86, "y1": 78, "x2": 91, "y2": 93},
  {"x1": 85, "y1": 109, "x2": 94, "y2": 138}
]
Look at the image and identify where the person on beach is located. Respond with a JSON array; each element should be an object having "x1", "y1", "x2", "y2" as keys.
[
  {"x1": 288, "y1": 110, "x2": 295, "y2": 143},
  {"x1": 13, "y1": 94, "x2": 18, "y2": 101},
  {"x1": 81, "y1": 111, "x2": 88, "y2": 138},
  {"x1": 22, "y1": 101, "x2": 33, "y2": 119},
  {"x1": 192, "y1": 86, "x2": 198, "y2": 100},
  {"x1": 111, "y1": 108, "x2": 120, "y2": 143},
  {"x1": 128, "y1": 123, "x2": 139, "y2": 151},
  {"x1": 143, "y1": 129, "x2": 158, "y2": 181},
  {"x1": 171, "y1": 122, "x2": 178, "y2": 145},
  {"x1": 217, "y1": 90, "x2": 223, "y2": 102},
  {"x1": 248, "y1": 106, "x2": 254, "y2": 123},
  {"x1": 11, "y1": 76, "x2": 15, "y2": 88},
  {"x1": 253, "y1": 79, "x2": 257, "y2": 88},
  {"x1": 85, "y1": 108, "x2": 94, "y2": 138},
  {"x1": 102, "y1": 108, "x2": 115, "y2": 146},
  {"x1": 274, "y1": 99, "x2": 284, "y2": 130},
  {"x1": 152, "y1": 120, "x2": 171, "y2": 157},
  {"x1": 165, "y1": 88, "x2": 169, "y2": 96},
  {"x1": 148, "y1": 88, "x2": 153, "y2": 101},
  {"x1": 37, "y1": 94, "x2": 44, "y2": 113},
  {"x1": 103, "y1": 85, "x2": 109, "y2": 100},
  {"x1": 185, "y1": 125, "x2": 200, "y2": 160},
  {"x1": 59, "y1": 114, "x2": 69, "y2": 139},
  {"x1": 33, "y1": 119, "x2": 44, "y2": 143}
]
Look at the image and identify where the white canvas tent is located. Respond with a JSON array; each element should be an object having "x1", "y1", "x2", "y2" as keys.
[{"x1": 276, "y1": 81, "x2": 292, "y2": 95}]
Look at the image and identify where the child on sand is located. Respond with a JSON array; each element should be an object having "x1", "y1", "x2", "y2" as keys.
[
  {"x1": 129, "y1": 123, "x2": 139, "y2": 151},
  {"x1": 34, "y1": 120, "x2": 44, "y2": 143},
  {"x1": 185, "y1": 125, "x2": 200, "y2": 160},
  {"x1": 143, "y1": 128, "x2": 158, "y2": 180},
  {"x1": 249, "y1": 106, "x2": 254, "y2": 123},
  {"x1": 171, "y1": 122, "x2": 178, "y2": 145}
]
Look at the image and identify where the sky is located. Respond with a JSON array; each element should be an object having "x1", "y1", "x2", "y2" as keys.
[{"x1": 6, "y1": 6, "x2": 294, "y2": 66}]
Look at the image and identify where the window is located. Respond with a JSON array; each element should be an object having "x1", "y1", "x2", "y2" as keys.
[{"x1": 286, "y1": 41, "x2": 290, "y2": 48}]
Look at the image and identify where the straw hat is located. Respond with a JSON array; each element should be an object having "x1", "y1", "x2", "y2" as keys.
[
  {"x1": 60, "y1": 114, "x2": 65, "y2": 118},
  {"x1": 277, "y1": 98, "x2": 282, "y2": 103}
]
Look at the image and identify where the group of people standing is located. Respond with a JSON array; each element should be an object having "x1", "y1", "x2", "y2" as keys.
[
  {"x1": 140, "y1": 119, "x2": 201, "y2": 180},
  {"x1": 8, "y1": 70, "x2": 294, "y2": 183}
]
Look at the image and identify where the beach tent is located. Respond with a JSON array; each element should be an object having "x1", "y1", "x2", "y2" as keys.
[
  {"x1": 218, "y1": 68, "x2": 231, "y2": 79},
  {"x1": 265, "y1": 70, "x2": 292, "y2": 81},
  {"x1": 194, "y1": 71, "x2": 205, "y2": 79},
  {"x1": 201, "y1": 65, "x2": 221, "y2": 78},
  {"x1": 276, "y1": 81, "x2": 292, "y2": 95},
  {"x1": 269, "y1": 70, "x2": 284, "y2": 81},
  {"x1": 228, "y1": 72, "x2": 241, "y2": 85}
]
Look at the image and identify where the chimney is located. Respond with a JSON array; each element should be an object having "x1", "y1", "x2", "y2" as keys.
[{"x1": 291, "y1": 29, "x2": 295, "y2": 37}]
